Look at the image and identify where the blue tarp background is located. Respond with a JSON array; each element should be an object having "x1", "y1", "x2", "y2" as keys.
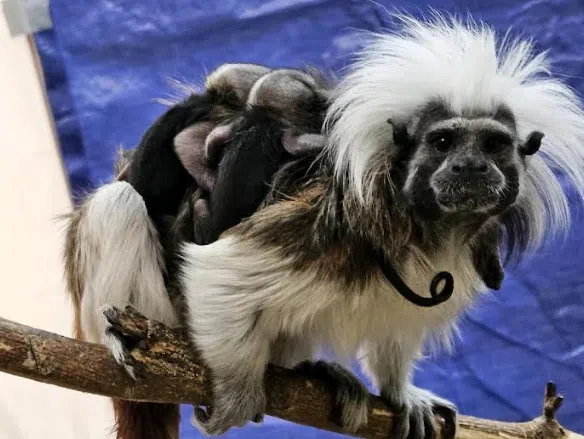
[{"x1": 33, "y1": 1, "x2": 584, "y2": 437}]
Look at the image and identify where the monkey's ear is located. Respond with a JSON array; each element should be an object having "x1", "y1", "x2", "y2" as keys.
[
  {"x1": 282, "y1": 132, "x2": 326, "y2": 156},
  {"x1": 387, "y1": 119, "x2": 411, "y2": 147},
  {"x1": 174, "y1": 122, "x2": 237, "y2": 192},
  {"x1": 471, "y1": 227, "x2": 505, "y2": 290},
  {"x1": 204, "y1": 124, "x2": 233, "y2": 165},
  {"x1": 174, "y1": 122, "x2": 218, "y2": 192},
  {"x1": 519, "y1": 131, "x2": 544, "y2": 156}
]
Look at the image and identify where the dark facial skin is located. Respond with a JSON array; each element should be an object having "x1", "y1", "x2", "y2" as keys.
[
  {"x1": 386, "y1": 101, "x2": 544, "y2": 291},
  {"x1": 391, "y1": 101, "x2": 543, "y2": 222}
]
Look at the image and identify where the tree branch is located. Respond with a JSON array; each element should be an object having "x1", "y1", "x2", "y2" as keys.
[{"x1": 0, "y1": 307, "x2": 581, "y2": 439}]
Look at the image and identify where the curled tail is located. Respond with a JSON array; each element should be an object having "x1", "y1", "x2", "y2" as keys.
[{"x1": 63, "y1": 181, "x2": 180, "y2": 439}]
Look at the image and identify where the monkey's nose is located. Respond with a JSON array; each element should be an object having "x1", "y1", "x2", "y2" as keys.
[{"x1": 451, "y1": 162, "x2": 489, "y2": 178}]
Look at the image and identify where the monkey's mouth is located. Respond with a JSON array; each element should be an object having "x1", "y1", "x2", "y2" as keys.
[{"x1": 435, "y1": 188, "x2": 501, "y2": 212}]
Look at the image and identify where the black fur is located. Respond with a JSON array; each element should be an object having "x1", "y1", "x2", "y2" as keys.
[
  {"x1": 127, "y1": 91, "x2": 239, "y2": 229},
  {"x1": 519, "y1": 131, "x2": 544, "y2": 156},
  {"x1": 470, "y1": 225, "x2": 505, "y2": 290},
  {"x1": 193, "y1": 107, "x2": 301, "y2": 244}
]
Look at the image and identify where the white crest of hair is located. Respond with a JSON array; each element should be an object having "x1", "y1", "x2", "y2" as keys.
[
  {"x1": 324, "y1": 11, "x2": 584, "y2": 250},
  {"x1": 75, "y1": 181, "x2": 178, "y2": 344}
]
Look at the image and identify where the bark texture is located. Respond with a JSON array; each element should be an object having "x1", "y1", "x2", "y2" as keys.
[{"x1": 0, "y1": 307, "x2": 581, "y2": 439}]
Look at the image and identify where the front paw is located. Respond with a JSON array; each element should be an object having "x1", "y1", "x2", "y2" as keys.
[
  {"x1": 191, "y1": 381, "x2": 266, "y2": 436},
  {"x1": 294, "y1": 360, "x2": 369, "y2": 434},
  {"x1": 386, "y1": 386, "x2": 457, "y2": 439}
]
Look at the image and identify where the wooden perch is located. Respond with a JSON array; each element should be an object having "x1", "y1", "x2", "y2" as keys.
[{"x1": 0, "y1": 307, "x2": 581, "y2": 439}]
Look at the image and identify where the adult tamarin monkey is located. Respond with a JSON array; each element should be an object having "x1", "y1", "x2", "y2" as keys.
[
  {"x1": 65, "y1": 13, "x2": 584, "y2": 439},
  {"x1": 63, "y1": 64, "x2": 330, "y2": 438}
]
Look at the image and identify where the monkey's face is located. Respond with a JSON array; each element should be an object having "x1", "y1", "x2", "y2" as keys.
[{"x1": 398, "y1": 103, "x2": 542, "y2": 220}]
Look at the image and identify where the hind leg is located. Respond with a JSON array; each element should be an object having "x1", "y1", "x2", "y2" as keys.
[{"x1": 188, "y1": 320, "x2": 269, "y2": 436}]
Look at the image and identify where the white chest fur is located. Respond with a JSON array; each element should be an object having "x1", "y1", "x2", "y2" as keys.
[
  {"x1": 297, "y1": 244, "x2": 483, "y2": 357},
  {"x1": 182, "y1": 236, "x2": 486, "y2": 362}
]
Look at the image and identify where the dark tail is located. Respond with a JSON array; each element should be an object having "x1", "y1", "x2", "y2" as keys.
[{"x1": 112, "y1": 399, "x2": 180, "y2": 439}]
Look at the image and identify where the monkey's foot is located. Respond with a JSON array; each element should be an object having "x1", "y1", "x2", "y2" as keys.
[
  {"x1": 191, "y1": 380, "x2": 266, "y2": 436},
  {"x1": 385, "y1": 386, "x2": 457, "y2": 439},
  {"x1": 101, "y1": 304, "x2": 145, "y2": 381},
  {"x1": 294, "y1": 360, "x2": 369, "y2": 434}
]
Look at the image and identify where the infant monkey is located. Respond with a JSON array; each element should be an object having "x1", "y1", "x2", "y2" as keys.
[
  {"x1": 115, "y1": 62, "x2": 273, "y2": 229},
  {"x1": 175, "y1": 66, "x2": 330, "y2": 244}
]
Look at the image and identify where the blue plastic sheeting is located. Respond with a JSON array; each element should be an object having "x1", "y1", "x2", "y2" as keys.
[{"x1": 34, "y1": 1, "x2": 584, "y2": 436}]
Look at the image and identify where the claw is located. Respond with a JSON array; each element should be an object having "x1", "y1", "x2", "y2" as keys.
[
  {"x1": 193, "y1": 406, "x2": 210, "y2": 424},
  {"x1": 422, "y1": 412, "x2": 435, "y2": 439},
  {"x1": 389, "y1": 405, "x2": 410, "y2": 439},
  {"x1": 432, "y1": 403, "x2": 457, "y2": 439},
  {"x1": 103, "y1": 325, "x2": 145, "y2": 381},
  {"x1": 190, "y1": 383, "x2": 266, "y2": 436},
  {"x1": 102, "y1": 304, "x2": 120, "y2": 326},
  {"x1": 252, "y1": 413, "x2": 264, "y2": 424},
  {"x1": 100, "y1": 304, "x2": 147, "y2": 380},
  {"x1": 384, "y1": 387, "x2": 457, "y2": 439},
  {"x1": 191, "y1": 405, "x2": 228, "y2": 437},
  {"x1": 407, "y1": 409, "x2": 422, "y2": 439}
]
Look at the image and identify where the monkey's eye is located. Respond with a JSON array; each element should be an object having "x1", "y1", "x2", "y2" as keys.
[
  {"x1": 483, "y1": 133, "x2": 513, "y2": 154},
  {"x1": 427, "y1": 130, "x2": 454, "y2": 152}
]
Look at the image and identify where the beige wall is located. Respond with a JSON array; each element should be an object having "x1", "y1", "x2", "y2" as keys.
[{"x1": 0, "y1": 16, "x2": 113, "y2": 439}]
